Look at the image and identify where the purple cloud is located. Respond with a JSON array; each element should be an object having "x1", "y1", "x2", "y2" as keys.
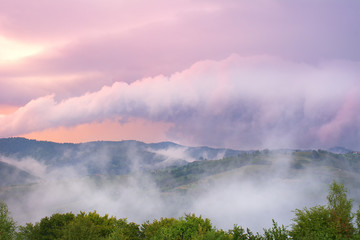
[
  {"x1": 1, "y1": 0, "x2": 360, "y2": 105},
  {"x1": 1, "y1": 55, "x2": 359, "y2": 149}
]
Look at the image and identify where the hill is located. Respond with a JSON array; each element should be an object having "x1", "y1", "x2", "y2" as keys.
[
  {"x1": 1, "y1": 137, "x2": 360, "y2": 191},
  {"x1": 1, "y1": 137, "x2": 360, "y2": 230},
  {"x1": 0, "y1": 137, "x2": 243, "y2": 184},
  {"x1": 151, "y1": 149, "x2": 360, "y2": 192},
  {"x1": 0, "y1": 160, "x2": 38, "y2": 186}
]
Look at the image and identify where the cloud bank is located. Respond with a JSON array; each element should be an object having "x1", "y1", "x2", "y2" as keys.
[
  {"x1": 1, "y1": 55, "x2": 359, "y2": 149},
  {"x1": 1, "y1": 0, "x2": 360, "y2": 149},
  {"x1": 1, "y1": 0, "x2": 360, "y2": 105}
]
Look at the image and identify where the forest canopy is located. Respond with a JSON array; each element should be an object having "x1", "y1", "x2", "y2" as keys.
[{"x1": 2, "y1": 181, "x2": 360, "y2": 240}]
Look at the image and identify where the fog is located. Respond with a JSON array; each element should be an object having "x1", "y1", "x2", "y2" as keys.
[
  {"x1": 190, "y1": 173, "x2": 327, "y2": 230},
  {"x1": 1, "y1": 146, "x2": 348, "y2": 233}
]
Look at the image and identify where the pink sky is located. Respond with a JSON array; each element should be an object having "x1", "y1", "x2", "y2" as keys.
[{"x1": 0, "y1": 0, "x2": 360, "y2": 149}]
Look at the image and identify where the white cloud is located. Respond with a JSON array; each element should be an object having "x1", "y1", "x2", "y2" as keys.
[{"x1": 1, "y1": 55, "x2": 360, "y2": 149}]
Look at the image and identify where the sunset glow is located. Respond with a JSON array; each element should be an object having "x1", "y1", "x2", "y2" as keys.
[
  {"x1": 21, "y1": 118, "x2": 174, "y2": 144},
  {"x1": 0, "y1": 36, "x2": 44, "y2": 64},
  {"x1": 0, "y1": 0, "x2": 359, "y2": 150}
]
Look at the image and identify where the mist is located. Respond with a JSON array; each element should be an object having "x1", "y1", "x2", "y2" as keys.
[{"x1": 1, "y1": 144, "x2": 348, "y2": 233}]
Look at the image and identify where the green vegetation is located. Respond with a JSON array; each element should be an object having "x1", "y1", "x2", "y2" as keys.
[
  {"x1": 291, "y1": 181, "x2": 356, "y2": 239},
  {"x1": 2, "y1": 181, "x2": 360, "y2": 239},
  {"x1": 151, "y1": 150, "x2": 360, "y2": 191},
  {"x1": 2, "y1": 137, "x2": 360, "y2": 194},
  {"x1": 0, "y1": 201, "x2": 16, "y2": 240}
]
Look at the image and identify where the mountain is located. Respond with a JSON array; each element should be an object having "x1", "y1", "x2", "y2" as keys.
[
  {"x1": 1, "y1": 138, "x2": 360, "y2": 189},
  {"x1": 0, "y1": 137, "x2": 243, "y2": 183},
  {"x1": 0, "y1": 160, "x2": 38, "y2": 186},
  {"x1": 2, "y1": 137, "x2": 360, "y2": 230},
  {"x1": 151, "y1": 149, "x2": 360, "y2": 191},
  {"x1": 328, "y1": 146, "x2": 353, "y2": 154}
]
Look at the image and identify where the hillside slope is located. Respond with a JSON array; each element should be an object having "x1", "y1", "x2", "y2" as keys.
[{"x1": 0, "y1": 137, "x2": 243, "y2": 182}]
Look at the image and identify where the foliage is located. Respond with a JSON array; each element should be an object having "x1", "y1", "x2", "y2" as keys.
[
  {"x1": 290, "y1": 205, "x2": 335, "y2": 239},
  {"x1": 262, "y1": 220, "x2": 290, "y2": 240},
  {"x1": 61, "y1": 211, "x2": 120, "y2": 240},
  {"x1": 141, "y1": 217, "x2": 178, "y2": 239},
  {"x1": 3, "y1": 180, "x2": 360, "y2": 239},
  {"x1": 107, "y1": 220, "x2": 141, "y2": 240},
  {"x1": 0, "y1": 201, "x2": 16, "y2": 240},
  {"x1": 16, "y1": 223, "x2": 40, "y2": 240},
  {"x1": 229, "y1": 225, "x2": 262, "y2": 240},
  {"x1": 140, "y1": 213, "x2": 219, "y2": 239},
  {"x1": 327, "y1": 180, "x2": 354, "y2": 237},
  {"x1": 14, "y1": 211, "x2": 136, "y2": 240},
  {"x1": 290, "y1": 181, "x2": 355, "y2": 239},
  {"x1": 354, "y1": 206, "x2": 360, "y2": 239},
  {"x1": 152, "y1": 149, "x2": 360, "y2": 191}
]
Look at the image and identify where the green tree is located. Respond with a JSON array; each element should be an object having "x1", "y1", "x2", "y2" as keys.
[
  {"x1": 290, "y1": 181, "x2": 355, "y2": 239},
  {"x1": 16, "y1": 223, "x2": 41, "y2": 240},
  {"x1": 353, "y1": 206, "x2": 360, "y2": 239},
  {"x1": 140, "y1": 214, "x2": 220, "y2": 239},
  {"x1": 327, "y1": 180, "x2": 354, "y2": 237},
  {"x1": 229, "y1": 225, "x2": 262, "y2": 240},
  {"x1": 0, "y1": 201, "x2": 16, "y2": 240},
  {"x1": 290, "y1": 205, "x2": 334, "y2": 239},
  {"x1": 38, "y1": 212, "x2": 75, "y2": 239},
  {"x1": 262, "y1": 220, "x2": 289, "y2": 240},
  {"x1": 61, "y1": 211, "x2": 118, "y2": 240},
  {"x1": 107, "y1": 219, "x2": 141, "y2": 240},
  {"x1": 141, "y1": 217, "x2": 178, "y2": 239},
  {"x1": 15, "y1": 212, "x2": 75, "y2": 240}
]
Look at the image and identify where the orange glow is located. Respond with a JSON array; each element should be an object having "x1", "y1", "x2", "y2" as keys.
[
  {"x1": 0, "y1": 105, "x2": 19, "y2": 114},
  {"x1": 21, "y1": 118, "x2": 174, "y2": 143}
]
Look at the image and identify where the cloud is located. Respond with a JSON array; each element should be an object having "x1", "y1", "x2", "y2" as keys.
[
  {"x1": 1, "y1": 55, "x2": 360, "y2": 149},
  {"x1": 1, "y1": 0, "x2": 360, "y2": 107},
  {"x1": 147, "y1": 147, "x2": 197, "y2": 164},
  {"x1": 0, "y1": 156, "x2": 47, "y2": 178},
  {"x1": 190, "y1": 173, "x2": 328, "y2": 231}
]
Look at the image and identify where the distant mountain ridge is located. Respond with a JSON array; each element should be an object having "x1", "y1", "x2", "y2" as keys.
[
  {"x1": 0, "y1": 137, "x2": 243, "y2": 186},
  {"x1": 0, "y1": 161, "x2": 39, "y2": 186},
  {"x1": 327, "y1": 146, "x2": 353, "y2": 154},
  {"x1": 2, "y1": 138, "x2": 360, "y2": 232},
  {"x1": 1, "y1": 137, "x2": 359, "y2": 189},
  {"x1": 0, "y1": 137, "x2": 241, "y2": 160}
]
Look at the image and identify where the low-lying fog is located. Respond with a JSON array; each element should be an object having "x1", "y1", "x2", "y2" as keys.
[{"x1": 0, "y1": 148, "x2": 351, "y2": 232}]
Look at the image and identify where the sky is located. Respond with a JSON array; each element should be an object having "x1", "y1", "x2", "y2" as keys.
[{"x1": 0, "y1": 0, "x2": 360, "y2": 150}]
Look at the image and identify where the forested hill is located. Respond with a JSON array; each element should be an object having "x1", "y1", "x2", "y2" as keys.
[
  {"x1": 2, "y1": 137, "x2": 360, "y2": 234},
  {"x1": 0, "y1": 137, "x2": 241, "y2": 163},
  {"x1": 1, "y1": 137, "x2": 360, "y2": 191},
  {"x1": 151, "y1": 149, "x2": 360, "y2": 192},
  {"x1": 0, "y1": 137, "x2": 242, "y2": 186}
]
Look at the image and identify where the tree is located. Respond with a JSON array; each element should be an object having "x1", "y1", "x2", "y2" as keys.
[
  {"x1": 229, "y1": 225, "x2": 262, "y2": 240},
  {"x1": 327, "y1": 180, "x2": 354, "y2": 237},
  {"x1": 61, "y1": 211, "x2": 118, "y2": 240},
  {"x1": 262, "y1": 220, "x2": 290, "y2": 240},
  {"x1": 38, "y1": 212, "x2": 75, "y2": 239},
  {"x1": 0, "y1": 201, "x2": 16, "y2": 240},
  {"x1": 290, "y1": 205, "x2": 335, "y2": 239},
  {"x1": 140, "y1": 214, "x2": 220, "y2": 239},
  {"x1": 107, "y1": 219, "x2": 141, "y2": 240},
  {"x1": 290, "y1": 181, "x2": 355, "y2": 239},
  {"x1": 16, "y1": 223, "x2": 41, "y2": 240},
  {"x1": 353, "y1": 206, "x2": 360, "y2": 239}
]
